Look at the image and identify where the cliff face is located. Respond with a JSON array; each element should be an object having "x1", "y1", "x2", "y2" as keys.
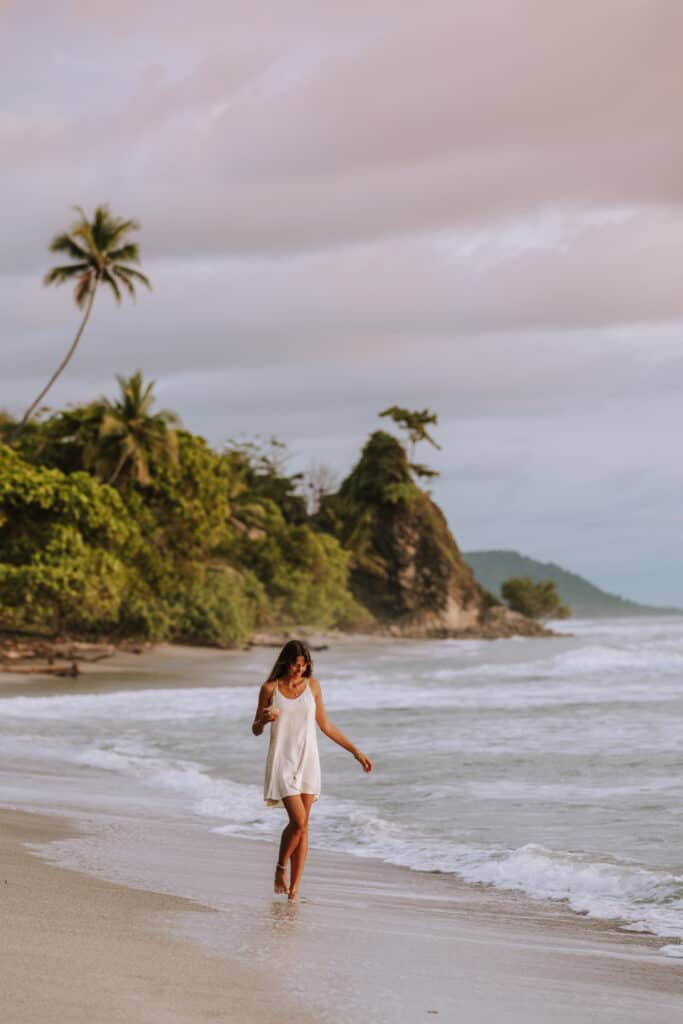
[{"x1": 317, "y1": 431, "x2": 485, "y2": 636}]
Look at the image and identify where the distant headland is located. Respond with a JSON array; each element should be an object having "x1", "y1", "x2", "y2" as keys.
[{"x1": 464, "y1": 550, "x2": 682, "y2": 619}]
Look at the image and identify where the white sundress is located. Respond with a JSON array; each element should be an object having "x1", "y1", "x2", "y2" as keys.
[{"x1": 263, "y1": 682, "x2": 321, "y2": 807}]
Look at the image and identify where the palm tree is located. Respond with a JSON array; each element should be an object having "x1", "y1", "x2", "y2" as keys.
[
  {"x1": 379, "y1": 406, "x2": 442, "y2": 460},
  {"x1": 98, "y1": 370, "x2": 179, "y2": 487},
  {"x1": 378, "y1": 406, "x2": 442, "y2": 479},
  {"x1": 11, "y1": 204, "x2": 151, "y2": 440}
]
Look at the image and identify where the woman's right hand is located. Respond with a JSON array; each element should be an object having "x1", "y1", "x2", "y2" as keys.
[{"x1": 261, "y1": 706, "x2": 280, "y2": 724}]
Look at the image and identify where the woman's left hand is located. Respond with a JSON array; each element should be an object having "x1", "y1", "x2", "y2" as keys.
[{"x1": 354, "y1": 750, "x2": 373, "y2": 773}]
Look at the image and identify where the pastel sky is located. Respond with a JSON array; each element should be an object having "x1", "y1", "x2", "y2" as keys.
[{"x1": 2, "y1": 1, "x2": 682, "y2": 604}]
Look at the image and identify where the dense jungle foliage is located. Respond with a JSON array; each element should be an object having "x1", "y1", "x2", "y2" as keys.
[{"x1": 0, "y1": 373, "x2": 372, "y2": 645}]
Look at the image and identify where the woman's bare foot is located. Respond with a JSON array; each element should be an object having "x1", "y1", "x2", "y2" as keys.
[
  {"x1": 288, "y1": 887, "x2": 299, "y2": 902},
  {"x1": 274, "y1": 862, "x2": 289, "y2": 895}
]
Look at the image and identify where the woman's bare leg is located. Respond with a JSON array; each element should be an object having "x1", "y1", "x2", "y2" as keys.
[
  {"x1": 276, "y1": 795, "x2": 307, "y2": 894},
  {"x1": 274, "y1": 859, "x2": 288, "y2": 895},
  {"x1": 288, "y1": 794, "x2": 315, "y2": 901}
]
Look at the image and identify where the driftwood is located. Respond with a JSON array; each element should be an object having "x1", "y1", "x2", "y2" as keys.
[{"x1": 1, "y1": 661, "x2": 80, "y2": 678}]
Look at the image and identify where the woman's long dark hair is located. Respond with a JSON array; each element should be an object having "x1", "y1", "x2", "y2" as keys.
[{"x1": 266, "y1": 639, "x2": 313, "y2": 683}]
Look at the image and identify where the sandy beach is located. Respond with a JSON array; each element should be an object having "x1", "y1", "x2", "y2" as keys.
[
  {"x1": 1, "y1": 645, "x2": 682, "y2": 1023},
  {"x1": 0, "y1": 809, "x2": 318, "y2": 1024},
  {"x1": 1, "y1": 803, "x2": 681, "y2": 1024}
]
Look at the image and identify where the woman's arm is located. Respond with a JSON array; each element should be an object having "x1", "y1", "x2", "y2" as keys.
[
  {"x1": 252, "y1": 681, "x2": 278, "y2": 736},
  {"x1": 310, "y1": 678, "x2": 373, "y2": 772}
]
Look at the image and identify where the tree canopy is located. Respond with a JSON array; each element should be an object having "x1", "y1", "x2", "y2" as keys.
[
  {"x1": 378, "y1": 406, "x2": 441, "y2": 479},
  {"x1": 501, "y1": 576, "x2": 571, "y2": 620},
  {"x1": 0, "y1": 376, "x2": 370, "y2": 644}
]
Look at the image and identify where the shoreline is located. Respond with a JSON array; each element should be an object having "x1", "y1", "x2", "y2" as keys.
[
  {"x1": 0, "y1": 612, "x2": 563, "y2": 678},
  {"x1": 0, "y1": 636, "x2": 400, "y2": 696},
  {"x1": 2, "y1": 804, "x2": 682, "y2": 1024},
  {"x1": 0, "y1": 631, "x2": 578, "y2": 699}
]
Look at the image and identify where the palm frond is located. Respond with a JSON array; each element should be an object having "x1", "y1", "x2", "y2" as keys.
[
  {"x1": 92, "y1": 205, "x2": 108, "y2": 245},
  {"x1": 156, "y1": 408, "x2": 182, "y2": 427},
  {"x1": 105, "y1": 218, "x2": 141, "y2": 249},
  {"x1": 98, "y1": 412, "x2": 126, "y2": 439},
  {"x1": 91, "y1": 205, "x2": 119, "y2": 251},
  {"x1": 100, "y1": 268, "x2": 122, "y2": 304},
  {"x1": 137, "y1": 388, "x2": 156, "y2": 418},
  {"x1": 70, "y1": 206, "x2": 97, "y2": 253},
  {"x1": 74, "y1": 271, "x2": 96, "y2": 309},
  {"x1": 106, "y1": 243, "x2": 140, "y2": 264},
  {"x1": 114, "y1": 372, "x2": 128, "y2": 395},
  {"x1": 114, "y1": 265, "x2": 152, "y2": 291},
  {"x1": 43, "y1": 263, "x2": 90, "y2": 286},
  {"x1": 48, "y1": 233, "x2": 92, "y2": 261},
  {"x1": 111, "y1": 266, "x2": 137, "y2": 300}
]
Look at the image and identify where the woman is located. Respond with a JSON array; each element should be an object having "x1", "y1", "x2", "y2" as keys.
[{"x1": 252, "y1": 639, "x2": 373, "y2": 901}]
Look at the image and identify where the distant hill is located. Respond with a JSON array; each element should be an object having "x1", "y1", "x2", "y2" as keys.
[{"x1": 464, "y1": 550, "x2": 682, "y2": 618}]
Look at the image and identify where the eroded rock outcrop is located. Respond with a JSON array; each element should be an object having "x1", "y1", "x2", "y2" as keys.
[{"x1": 317, "y1": 431, "x2": 545, "y2": 638}]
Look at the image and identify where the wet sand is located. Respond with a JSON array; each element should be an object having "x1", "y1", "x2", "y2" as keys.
[
  {"x1": 0, "y1": 809, "x2": 316, "y2": 1024},
  {"x1": 1, "y1": 805, "x2": 681, "y2": 1024}
]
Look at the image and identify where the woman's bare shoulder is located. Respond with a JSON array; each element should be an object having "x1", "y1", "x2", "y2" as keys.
[
  {"x1": 260, "y1": 679, "x2": 276, "y2": 697},
  {"x1": 308, "y1": 676, "x2": 322, "y2": 695}
]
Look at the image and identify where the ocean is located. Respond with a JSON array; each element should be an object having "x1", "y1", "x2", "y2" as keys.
[{"x1": 1, "y1": 617, "x2": 682, "y2": 957}]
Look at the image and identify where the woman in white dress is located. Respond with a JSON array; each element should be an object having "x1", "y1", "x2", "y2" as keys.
[{"x1": 252, "y1": 639, "x2": 373, "y2": 901}]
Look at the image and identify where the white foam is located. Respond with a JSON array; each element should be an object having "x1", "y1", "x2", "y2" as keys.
[
  {"x1": 659, "y1": 944, "x2": 683, "y2": 958},
  {"x1": 1, "y1": 652, "x2": 681, "y2": 723},
  {"x1": 8, "y1": 723, "x2": 683, "y2": 957},
  {"x1": 298, "y1": 816, "x2": 683, "y2": 956},
  {"x1": 440, "y1": 644, "x2": 683, "y2": 682},
  {"x1": 0, "y1": 685, "x2": 255, "y2": 722}
]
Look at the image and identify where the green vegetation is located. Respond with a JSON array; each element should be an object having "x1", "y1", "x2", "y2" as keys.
[
  {"x1": 501, "y1": 576, "x2": 570, "y2": 620},
  {"x1": 0, "y1": 444, "x2": 137, "y2": 636},
  {"x1": 97, "y1": 370, "x2": 179, "y2": 487},
  {"x1": 316, "y1": 430, "x2": 482, "y2": 626},
  {"x1": 0, "y1": 373, "x2": 371, "y2": 646},
  {"x1": 379, "y1": 405, "x2": 441, "y2": 479},
  {"x1": 2, "y1": 387, "x2": 489, "y2": 644}
]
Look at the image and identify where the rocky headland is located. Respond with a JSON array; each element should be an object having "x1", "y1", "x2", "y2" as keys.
[{"x1": 314, "y1": 430, "x2": 553, "y2": 642}]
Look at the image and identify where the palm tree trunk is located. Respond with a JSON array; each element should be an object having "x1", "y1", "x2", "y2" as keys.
[
  {"x1": 108, "y1": 448, "x2": 129, "y2": 485},
  {"x1": 10, "y1": 283, "x2": 98, "y2": 443}
]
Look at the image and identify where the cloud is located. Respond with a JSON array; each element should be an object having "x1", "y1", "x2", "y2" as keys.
[
  {"x1": 3, "y1": 1, "x2": 683, "y2": 268},
  {"x1": 2, "y1": 0, "x2": 683, "y2": 603}
]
